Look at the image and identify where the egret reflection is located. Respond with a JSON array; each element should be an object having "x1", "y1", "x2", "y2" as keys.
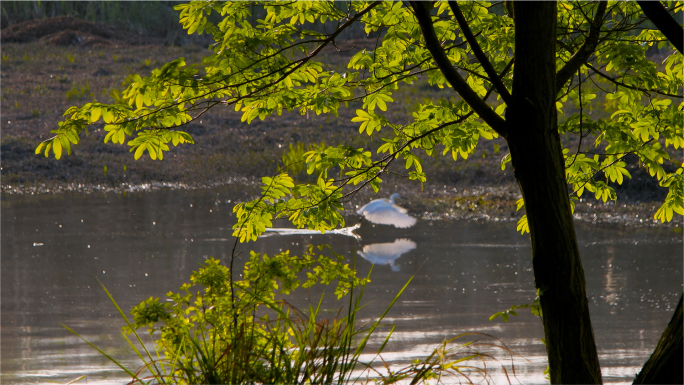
[
  {"x1": 357, "y1": 238, "x2": 416, "y2": 271},
  {"x1": 261, "y1": 224, "x2": 360, "y2": 239},
  {"x1": 357, "y1": 193, "x2": 417, "y2": 228}
]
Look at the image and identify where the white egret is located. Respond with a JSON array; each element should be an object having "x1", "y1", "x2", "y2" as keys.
[
  {"x1": 357, "y1": 193, "x2": 417, "y2": 228},
  {"x1": 357, "y1": 238, "x2": 417, "y2": 271}
]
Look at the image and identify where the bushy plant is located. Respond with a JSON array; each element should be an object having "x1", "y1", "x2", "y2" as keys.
[
  {"x1": 65, "y1": 245, "x2": 514, "y2": 385},
  {"x1": 126, "y1": 246, "x2": 373, "y2": 384}
]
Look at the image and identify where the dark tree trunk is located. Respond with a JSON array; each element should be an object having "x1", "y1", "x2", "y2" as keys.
[
  {"x1": 634, "y1": 294, "x2": 683, "y2": 384},
  {"x1": 636, "y1": 1, "x2": 683, "y2": 54},
  {"x1": 505, "y1": 2, "x2": 602, "y2": 383}
]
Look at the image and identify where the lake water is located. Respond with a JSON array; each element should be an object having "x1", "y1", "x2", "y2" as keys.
[{"x1": 2, "y1": 188, "x2": 682, "y2": 384}]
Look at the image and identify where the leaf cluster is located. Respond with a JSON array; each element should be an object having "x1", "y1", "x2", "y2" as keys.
[
  {"x1": 38, "y1": 0, "x2": 683, "y2": 233},
  {"x1": 489, "y1": 296, "x2": 542, "y2": 323}
]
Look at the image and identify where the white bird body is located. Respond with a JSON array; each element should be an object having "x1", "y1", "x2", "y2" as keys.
[{"x1": 357, "y1": 193, "x2": 417, "y2": 228}]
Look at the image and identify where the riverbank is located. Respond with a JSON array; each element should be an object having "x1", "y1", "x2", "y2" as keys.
[
  {"x1": 2, "y1": 179, "x2": 680, "y2": 231},
  {"x1": 1, "y1": 17, "x2": 680, "y2": 230}
]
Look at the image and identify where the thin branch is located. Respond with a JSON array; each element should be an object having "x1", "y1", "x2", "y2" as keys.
[
  {"x1": 569, "y1": 139, "x2": 654, "y2": 197},
  {"x1": 556, "y1": 1, "x2": 608, "y2": 94},
  {"x1": 585, "y1": 62, "x2": 683, "y2": 98},
  {"x1": 449, "y1": 1, "x2": 512, "y2": 104},
  {"x1": 328, "y1": 58, "x2": 515, "y2": 205},
  {"x1": 278, "y1": 58, "x2": 515, "y2": 212},
  {"x1": 229, "y1": 168, "x2": 283, "y2": 329},
  {"x1": 73, "y1": 1, "x2": 384, "y2": 137},
  {"x1": 567, "y1": 71, "x2": 585, "y2": 168},
  {"x1": 341, "y1": 67, "x2": 437, "y2": 103},
  {"x1": 409, "y1": 1, "x2": 508, "y2": 139},
  {"x1": 586, "y1": 70, "x2": 615, "y2": 95}
]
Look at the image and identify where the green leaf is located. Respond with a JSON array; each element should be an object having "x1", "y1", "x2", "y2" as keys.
[
  {"x1": 500, "y1": 153, "x2": 511, "y2": 170},
  {"x1": 516, "y1": 198, "x2": 525, "y2": 211},
  {"x1": 135, "y1": 94, "x2": 144, "y2": 110},
  {"x1": 90, "y1": 107, "x2": 101, "y2": 123},
  {"x1": 53, "y1": 140, "x2": 63, "y2": 159},
  {"x1": 134, "y1": 144, "x2": 146, "y2": 160},
  {"x1": 516, "y1": 215, "x2": 529, "y2": 235},
  {"x1": 35, "y1": 142, "x2": 46, "y2": 155}
]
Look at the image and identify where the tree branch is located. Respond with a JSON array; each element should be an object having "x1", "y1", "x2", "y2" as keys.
[
  {"x1": 449, "y1": 1, "x2": 512, "y2": 104},
  {"x1": 326, "y1": 62, "x2": 514, "y2": 206},
  {"x1": 585, "y1": 62, "x2": 683, "y2": 98},
  {"x1": 96, "y1": 1, "x2": 383, "y2": 132},
  {"x1": 409, "y1": 1, "x2": 508, "y2": 139},
  {"x1": 637, "y1": 1, "x2": 683, "y2": 54},
  {"x1": 569, "y1": 139, "x2": 654, "y2": 197},
  {"x1": 556, "y1": 1, "x2": 608, "y2": 94}
]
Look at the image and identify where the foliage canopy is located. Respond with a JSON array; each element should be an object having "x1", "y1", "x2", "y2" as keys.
[{"x1": 37, "y1": 1, "x2": 683, "y2": 236}]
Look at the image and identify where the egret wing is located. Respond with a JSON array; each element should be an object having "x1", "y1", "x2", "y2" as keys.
[
  {"x1": 360, "y1": 205, "x2": 417, "y2": 228},
  {"x1": 357, "y1": 198, "x2": 391, "y2": 215},
  {"x1": 391, "y1": 203, "x2": 409, "y2": 214}
]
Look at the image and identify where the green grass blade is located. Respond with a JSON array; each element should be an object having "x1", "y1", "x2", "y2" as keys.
[
  {"x1": 119, "y1": 331, "x2": 149, "y2": 365},
  {"x1": 63, "y1": 375, "x2": 86, "y2": 384},
  {"x1": 96, "y1": 279, "x2": 164, "y2": 379},
  {"x1": 347, "y1": 276, "x2": 413, "y2": 383},
  {"x1": 362, "y1": 323, "x2": 396, "y2": 371},
  {"x1": 62, "y1": 324, "x2": 138, "y2": 379}
]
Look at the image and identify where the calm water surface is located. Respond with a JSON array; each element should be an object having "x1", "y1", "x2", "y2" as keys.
[{"x1": 2, "y1": 188, "x2": 681, "y2": 384}]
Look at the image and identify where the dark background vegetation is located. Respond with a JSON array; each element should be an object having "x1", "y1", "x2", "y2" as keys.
[
  {"x1": 2, "y1": 1, "x2": 186, "y2": 41},
  {"x1": 0, "y1": 1, "x2": 679, "y2": 226}
]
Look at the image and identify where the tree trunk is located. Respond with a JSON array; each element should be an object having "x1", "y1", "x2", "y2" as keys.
[
  {"x1": 505, "y1": 2, "x2": 602, "y2": 383},
  {"x1": 636, "y1": 1, "x2": 683, "y2": 55},
  {"x1": 633, "y1": 294, "x2": 683, "y2": 384}
]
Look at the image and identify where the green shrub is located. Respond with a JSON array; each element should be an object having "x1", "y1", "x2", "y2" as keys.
[
  {"x1": 65, "y1": 246, "x2": 515, "y2": 384},
  {"x1": 126, "y1": 246, "x2": 371, "y2": 384}
]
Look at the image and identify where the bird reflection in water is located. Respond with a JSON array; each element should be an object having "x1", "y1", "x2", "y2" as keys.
[
  {"x1": 357, "y1": 239, "x2": 416, "y2": 272},
  {"x1": 263, "y1": 194, "x2": 417, "y2": 272},
  {"x1": 357, "y1": 193, "x2": 417, "y2": 228},
  {"x1": 261, "y1": 224, "x2": 361, "y2": 240}
]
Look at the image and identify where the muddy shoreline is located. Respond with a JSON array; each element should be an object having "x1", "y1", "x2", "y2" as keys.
[{"x1": 3, "y1": 179, "x2": 681, "y2": 231}]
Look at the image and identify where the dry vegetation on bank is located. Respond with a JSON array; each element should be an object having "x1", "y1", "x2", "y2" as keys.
[{"x1": 1, "y1": 16, "x2": 680, "y2": 228}]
